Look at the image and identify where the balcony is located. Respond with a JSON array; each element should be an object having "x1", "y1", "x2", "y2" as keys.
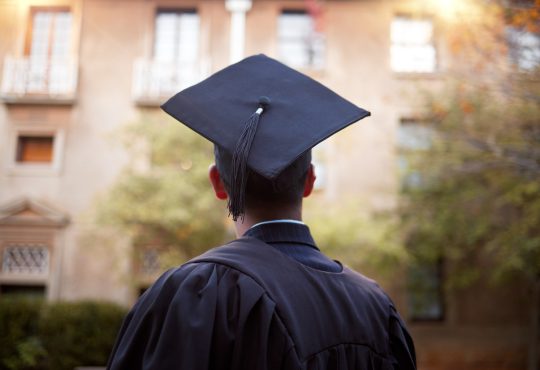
[
  {"x1": 1, "y1": 56, "x2": 78, "y2": 104},
  {"x1": 132, "y1": 58, "x2": 209, "y2": 106}
]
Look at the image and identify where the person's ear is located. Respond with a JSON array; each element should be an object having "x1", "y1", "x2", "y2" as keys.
[
  {"x1": 209, "y1": 164, "x2": 228, "y2": 200},
  {"x1": 303, "y1": 164, "x2": 316, "y2": 198}
]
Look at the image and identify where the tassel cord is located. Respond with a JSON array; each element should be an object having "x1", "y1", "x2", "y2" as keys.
[{"x1": 229, "y1": 109, "x2": 263, "y2": 221}]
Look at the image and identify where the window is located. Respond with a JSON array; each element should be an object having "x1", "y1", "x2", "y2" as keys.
[
  {"x1": 278, "y1": 10, "x2": 324, "y2": 69},
  {"x1": 396, "y1": 119, "x2": 434, "y2": 189},
  {"x1": 154, "y1": 9, "x2": 199, "y2": 64},
  {"x1": 8, "y1": 129, "x2": 65, "y2": 175},
  {"x1": 0, "y1": 199, "x2": 69, "y2": 300},
  {"x1": 408, "y1": 259, "x2": 444, "y2": 321},
  {"x1": 135, "y1": 249, "x2": 161, "y2": 297},
  {"x1": 28, "y1": 9, "x2": 72, "y2": 60},
  {"x1": 26, "y1": 8, "x2": 73, "y2": 93},
  {"x1": 132, "y1": 9, "x2": 201, "y2": 103},
  {"x1": 1, "y1": 7, "x2": 76, "y2": 99},
  {"x1": 16, "y1": 136, "x2": 54, "y2": 163},
  {"x1": 1, "y1": 243, "x2": 49, "y2": 299},
  {"x1": 2, "y1": 243, "x2": 50, "y2": 275},
  {"x1": 507, "y1": 28, "x2": 540, "y2": 71},
  {"x1": 390, "y1": 16, "x2": 436, "y2": 73},
  {"x1": 141, "y1": 250, "x2": 160, "y2": 276},
  {"x1": 0, "y1": 284, "x2": 46, "y2": 298},
  {"x1": 397, "y1": 119, "x2": 444, "y2": 320},
  {"x1": 396, "y1": 120, "x2": 433, "y2": 151},
  {"x1": 312, "y1": 142, "x2": 328, "y2": 190},
  {"x1": 135, "y1": 248, "x2": 161, "y2": 278}
]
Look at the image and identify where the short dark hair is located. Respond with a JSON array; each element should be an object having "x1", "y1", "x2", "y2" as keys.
[{"x1": 214, "y1": 145, "x2": 311, "y2": 209}]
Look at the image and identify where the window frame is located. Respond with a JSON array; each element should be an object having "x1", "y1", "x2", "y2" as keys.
[
  {"x1": 2, "y1": 242, "x2": 50, "y2": 276},
  {"x1": 0, "y1": 6, "x2": 78, "y2": 103},
  {"x1": 407, "y1": 257, "x2": 445, "y2": 322},
  {"x1": 0, "y1": 240, "x2": 52, "y2": 296},
  {"x1": 6, "y1": 126, "x2": 65, "y2": 176},
  {"x1": 0, "y1": 199, "x2": 68, "y2": 301},
  {"x1": 277, "y1": 9, "x2": 325, "y2": 70},
  {"x1": 24, "y1": 6, "x2": 72, "y2": 57},
  {"x1": 16, "y1": 135, "x2": 55, "y2": 163},
  {"x1": 132, "y1": 7, "x2": 203, "y2": 105},
  {"x1": 390, "y1": 14, "x2": 437, "y2": 75},
  {"x1": 396, "y1": 118, "x2": 445, "y2": 321},
  {"x1": 0, "y1": 283, "x2": 47, "y2": 298},
  {"x1": 506, "y1": 27, "x2": 540, "y2": 71},
  {"x1": 396, "y1": 118, "x2": 435, "y2": 190},
  {"x1": 152, "y1": 8, "x2": 200, "y2": 64}
]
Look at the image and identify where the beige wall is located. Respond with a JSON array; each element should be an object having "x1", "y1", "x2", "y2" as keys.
[{"x1": 246, "y1": 1, "x2": 399, "y2": 207}]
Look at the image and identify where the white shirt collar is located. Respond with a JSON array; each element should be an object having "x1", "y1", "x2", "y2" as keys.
[{"x1": 250, "y1": 219, "x2": 305, "y2": 229}]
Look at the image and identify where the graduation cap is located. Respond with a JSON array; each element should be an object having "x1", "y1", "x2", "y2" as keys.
[{"x1": 161, "y1": 54, "x2": 370, "y2": 221}]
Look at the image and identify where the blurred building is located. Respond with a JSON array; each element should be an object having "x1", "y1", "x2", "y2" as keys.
[{"x1": 0, "y1": 0, "x2": 530, "y2": 369}]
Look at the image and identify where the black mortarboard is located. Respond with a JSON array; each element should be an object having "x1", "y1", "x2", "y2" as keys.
[{"x1": 161, "y1": 54, "x2": 370, "y2": 220}]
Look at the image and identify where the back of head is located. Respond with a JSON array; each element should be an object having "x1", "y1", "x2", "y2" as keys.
[
  {"x1": 214, "y1": 145, "x2": 311, "y2": 213},
  {"x1": 161, "y1": 55, "x2": 369, "y2": 219}
]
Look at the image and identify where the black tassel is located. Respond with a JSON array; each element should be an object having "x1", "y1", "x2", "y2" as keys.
[{"x1": 229, "y1": 96, "x2": 270, "y2": 221}]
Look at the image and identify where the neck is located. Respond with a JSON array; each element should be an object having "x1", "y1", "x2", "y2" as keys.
[{"x1": 234, "y1": 206, "x2": 302, "y2": 237}]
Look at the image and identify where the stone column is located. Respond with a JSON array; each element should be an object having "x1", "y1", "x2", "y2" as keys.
[{"x1": 225, "y1": 0, "x2": 252, "y2": 63}]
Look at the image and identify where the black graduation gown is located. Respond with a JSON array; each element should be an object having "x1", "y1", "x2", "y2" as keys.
[{"x1": 107, "y1": 225, "x2": 416, "y2": 370}]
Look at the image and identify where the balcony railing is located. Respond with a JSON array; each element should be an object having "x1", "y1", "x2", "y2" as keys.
[
  {"x1": 132, "y1": 58, "x2": 209, "y2": 105},
  {"x1": 1, "y1": 56, "x2": 78, "y2": 103}
]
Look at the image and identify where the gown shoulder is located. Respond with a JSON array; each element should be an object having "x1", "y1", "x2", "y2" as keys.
[{"x1": 108, "y1": 240, "x2": 416, "y2": 370}]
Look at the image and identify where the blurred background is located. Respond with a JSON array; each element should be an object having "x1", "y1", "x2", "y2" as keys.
[{"x1": 0, "y1": 0, "x2": 539, "y2": 369}]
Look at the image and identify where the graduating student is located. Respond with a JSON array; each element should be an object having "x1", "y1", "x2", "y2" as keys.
[{"x1": 107, "y1": 54, "x2": 416, "y2": 370}]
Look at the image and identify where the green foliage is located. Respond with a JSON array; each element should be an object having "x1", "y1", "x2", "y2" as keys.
[
  {"x1": 401, "y1": 79, "x2": 540, "y2": 288},
  {"x1": 39, "y1": 301, "x2": 126, "y2": 370},
  {"x1": 97, "y1": 114, "x2": 230, "y2": 266},
  {"x1": 4, "y1": 337, "x2": 46, "y2": 370},
  {"x1": 305, "y1": 199, "x2": 407, "y2": 278},
  {"x1": 0, "y1": 299, "x2": 126, "y2": 370},
  {"x1": 404, "y1": 4, "x2": 540, "y2": 366},
  {"x1": 398, "y1": 0, "x2": 540, "y2": 290},
  {"x1": 0, "y1": 298, "x2": 44, "y2": 370}
]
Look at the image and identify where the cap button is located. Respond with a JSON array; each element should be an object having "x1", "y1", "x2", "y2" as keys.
[{"x1": 258, "y1": 96, "x2": 271, "y2": 107}]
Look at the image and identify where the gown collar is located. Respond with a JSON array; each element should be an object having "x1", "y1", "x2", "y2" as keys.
[{"x1": 243, "y1": 221, "x2": 318, "y2": 249}]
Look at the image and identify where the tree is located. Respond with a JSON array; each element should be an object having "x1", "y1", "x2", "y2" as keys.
[
  {"x1": 97, "y1": 114, "x2": 230, "y2": 278},
  {"x1": 96, "y1": 114, "x2": 406, "y2": 291},
  {"x1": 400, "y1": 1, "x2": 540, "y2": 368},
  {"x1": 304, "y1": 199, "x2": 407, "y2": 278}
]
